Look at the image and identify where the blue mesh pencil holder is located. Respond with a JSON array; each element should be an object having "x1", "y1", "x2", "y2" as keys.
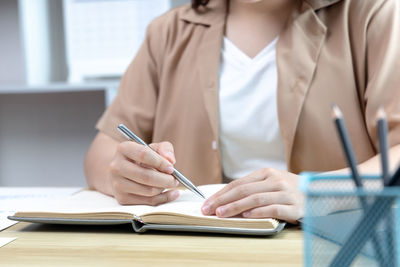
[{"x1": 300, "y1": 172, "x2": 400, "y2": 267}]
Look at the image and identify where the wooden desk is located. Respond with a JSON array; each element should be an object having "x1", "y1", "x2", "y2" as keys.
[{"x1": 0, "y1": 222, "x2": 302, "y2": 266}]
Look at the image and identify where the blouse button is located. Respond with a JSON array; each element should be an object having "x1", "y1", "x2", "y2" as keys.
[{"x1": 212, "y1": 140, "x2": 217, "y2": 150}]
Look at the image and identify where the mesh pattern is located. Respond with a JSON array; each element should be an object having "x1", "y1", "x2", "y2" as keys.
[{"x1": 303, "y1": 176, "x2": 399, "y2": 267}]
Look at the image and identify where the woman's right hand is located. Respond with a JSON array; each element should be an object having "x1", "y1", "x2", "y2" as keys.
[{"x1": 109, "y1": 141, "x2": 180, "y2": 205}]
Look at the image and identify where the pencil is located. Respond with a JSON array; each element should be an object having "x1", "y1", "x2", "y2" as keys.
[
  {"x1": 331, "y1": 105, "x2": 362, "y2": 186},
  {"x1": 388, "y1": 163, "x2": 400, "y2": 186},
  {"x1": 377, "y1": 107, "x2": 390, "y2": 185},
  {"x1": 331, "y1": 104, "x2": 385, "y2": 266},
  {"x1": 376, "y1": 107, "x2": 395, "y2": 267}
]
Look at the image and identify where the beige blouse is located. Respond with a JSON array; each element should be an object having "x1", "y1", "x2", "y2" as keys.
[{"x1": 96, "y1": 0, "x2": 400, "y2": 185}]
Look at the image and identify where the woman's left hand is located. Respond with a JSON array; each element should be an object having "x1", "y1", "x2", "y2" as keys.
[{"x1": 201, "y1": 168, "x2": 304, "y2": 224}]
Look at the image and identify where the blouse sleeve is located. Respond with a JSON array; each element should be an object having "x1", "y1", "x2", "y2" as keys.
[
  {"x1": 96, "y1": 19, "x2": 164, "y2": 143},
  {"x1": 364, "y1": 0, "x2": 400, "y2": 151}
]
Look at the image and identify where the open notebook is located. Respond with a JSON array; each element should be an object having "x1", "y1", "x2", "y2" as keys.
[{"x1": 8, "y1": 184, "x2": 285, "y2": 235}]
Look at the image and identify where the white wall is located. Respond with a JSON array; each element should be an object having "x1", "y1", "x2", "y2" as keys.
[
  {"x1": 0, "y1": 0, "x2": 25, "y2": 85},
  {"x1": 0, "y1": 0, "x2": 190, "y2": 86},
  {"x1": 0, "y1": 0, "x2": 190, "y2": 187},
  {"x1": 171, "y1": 0, "x2": 191, "y2": 7},
  {"x1": 0, "y1": 90, "x2": 105, "y2": 186}
]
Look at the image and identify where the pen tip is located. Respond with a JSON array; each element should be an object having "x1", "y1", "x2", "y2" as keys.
[
  {"x1": 331, "y1": 104, "x2": 342, "y2": 119},
  {"x1": 376, "y1": 107, "x2": 386, "y2": 120},
  {"x1": 197, "y1": 191, "x2": 206, "y2": 199}
]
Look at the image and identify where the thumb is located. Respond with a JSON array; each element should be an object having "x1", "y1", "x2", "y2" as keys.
[{"x1": 149, "y1": 141, "x2": 176, "y2": 165}]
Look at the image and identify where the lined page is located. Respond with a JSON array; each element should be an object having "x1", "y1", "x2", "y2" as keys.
[
  {"x1": 13, "y1": 184, "x2": 226, "y2": 218},
  {"x1": 13, "y1": 190, "x2": 152, "y2": 216},
  {"x1": 148, "y1": 184, "x2": 225, "y2": 217}
]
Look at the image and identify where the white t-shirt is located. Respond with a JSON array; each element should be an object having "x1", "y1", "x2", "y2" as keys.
[{"x1": 218, "y1": 37, "x2": 286, "y2": 180}]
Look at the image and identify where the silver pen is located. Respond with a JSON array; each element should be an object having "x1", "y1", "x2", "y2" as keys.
[{"x1": 117, "y1": 124, "x2": 205, "y2": 199}]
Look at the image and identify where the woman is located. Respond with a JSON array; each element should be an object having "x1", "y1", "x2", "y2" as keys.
[{"x1": 84, "y1": 0, "x2": 400, "y2": 224}]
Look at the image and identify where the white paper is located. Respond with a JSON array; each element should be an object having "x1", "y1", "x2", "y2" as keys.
[
  {"x1": 0, "y1": 212, "x2": 18, "y2": 231},
  {"x1": 150, "y1": 184, "x2": 224, "y2": 216},
  {"x1": 0, "y1": 187, "x2": 82, "y2": 230},
  {"x1": 0, "y1": 187, "x2": 82, "y2": 200},
  {"x1": 12, "y1": 185, "x2": 227, "y2": 217},
  {"x1": 0, "y1": 237, "x2": 17, "y2": 248}
]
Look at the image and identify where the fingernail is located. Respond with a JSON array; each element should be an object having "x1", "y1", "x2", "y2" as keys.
[
  {"x1": 166, "y1": 165, "x2": 174, "y2": 174},
  {"x1": 202, "y1": 204, "x2": 210, "y2": 214},
  {"x1": 174, "y1": 179, "x2": 180, "y2": 187},
  {"x1": 170, "y1": 190, "x2": 180, "y2": 199},
  {"x1": 243, "y1": 211, "x2": 250, "y2": 217},
  {"x1": 216, "y1": 207, "x2": 225, "y2": 216},
  {"x1": 166, "y1": 152, "x2": 176, "y2": 163}
]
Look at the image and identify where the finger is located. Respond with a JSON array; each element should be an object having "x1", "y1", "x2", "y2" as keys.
[
  {"x1": 242, "y1": 204, "x2": 303, "y2": 224},
  {"x1": 215, "y1": 191, "x2": 295, "y2": 218},
  {"x1": 202, "y1": 179, "x2": 282, "y2": 215},
  {"x1": 204, "y1": 168, "x2": 277, "y2": 207},
  {"x1": 112, "y1": 157, "x2": 179, "y2": 188},
  {"x1": 112, "y1": 176, "x2": 164, "y2": 197},
  {"x1": 118, "y1": 141, "x2": 174, "y2": 174},
  {"x1": 203, "y1": 181, "x2": 266, "y2": 215},
  {"x1": 150, "y1": 142, "x2": 176, "y2": 164},
  {"x1": 115, "y1": 190, "x2": 180, "y2": 206}
]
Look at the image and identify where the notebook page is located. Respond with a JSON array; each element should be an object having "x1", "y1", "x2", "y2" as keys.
[
  {"x1": 2, "y1": 187, "x2": 82, "y2": 228},
  {"x1": 141, "y1": 184, "x2": 226, "y2": 217},
  {"x1": 139, "y1": 184, "x2": 279, "y2": 227},
  {"x1": 14, "y1": 184, "x2": 227, "y2": 218},
  {"x1": 13, "y1": 190, "x2": 154, "y2": 216}
]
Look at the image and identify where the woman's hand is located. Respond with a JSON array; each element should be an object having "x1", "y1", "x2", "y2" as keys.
[
  {"x1": 109, "y1": 141, "x2": 180, "y2": 205},
  {"x1": 201, "y1": 168, "x2": 303, "y2": 224}
]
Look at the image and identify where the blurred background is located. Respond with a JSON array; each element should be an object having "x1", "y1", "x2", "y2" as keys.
[{"x1": 0, "y1": 0, "x2": 190, "y2": 186}]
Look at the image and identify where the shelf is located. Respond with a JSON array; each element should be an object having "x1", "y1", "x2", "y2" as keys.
[{"x1": 0, "y1": 81, "x2": 119, "y2": 94}]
